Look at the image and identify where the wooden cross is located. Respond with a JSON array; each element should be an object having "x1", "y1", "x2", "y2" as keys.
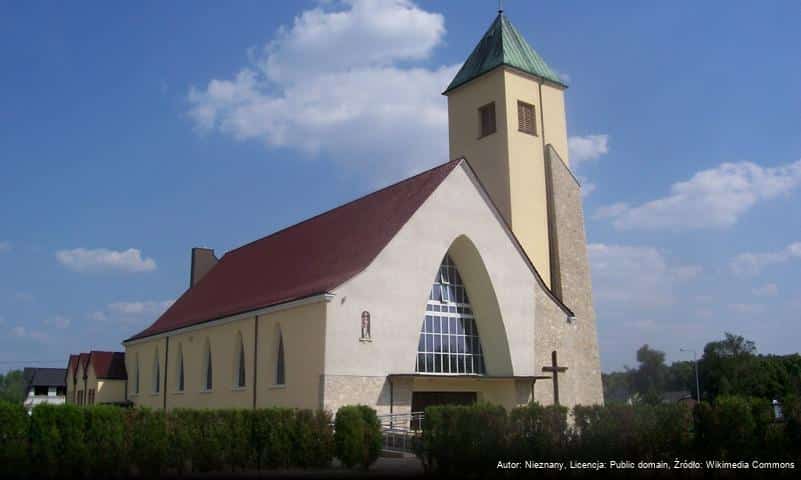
[{"x1": 542, "y1": 351, "x2": 568, "y2": 405}]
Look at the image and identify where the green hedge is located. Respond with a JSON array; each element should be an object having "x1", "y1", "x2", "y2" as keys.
[
  {"x1": 0, "y1": 401, "x2": 343, "y2": 477},
  {"x1": 0, "y1": 401, "x2": 29, "y2": 477},
  {"x1": 420, "y1": 397, "x2": 798, "y2": 475},
  {"x1": 334, "y1": 405, "x2": 382, "y2": 469},
  {"x1": 421, "y1": 403, "x2": 507, "y2": 475}
]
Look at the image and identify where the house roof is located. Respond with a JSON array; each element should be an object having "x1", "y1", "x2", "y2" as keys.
[
  {"x1": 89, "y1": 351, "x2": 127, "y2": 380},
  {"x1": 77, "y1": 353, "x2": 90, "y2": 377},
  {"x1": 126, "y1": 158, "x2": 462, "y2": 342},
  {"x1": 24, "y1": 368, "x2": 67, "y2": 388},
  {"x1": 444, "y1": 12, "x2": 565, "y2": 94}
]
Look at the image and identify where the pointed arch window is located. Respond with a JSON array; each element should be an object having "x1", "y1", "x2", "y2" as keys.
[
  {"x1": 275, "y1": 329, "x2": 285, "y2": 386},
  {"x1": 202, "y1": 339, "x2": 213, "y2": 391},
  {"x1": 176, "y1": 343, "x2": 184, "y2": 392},
  {"x1": 153, "y1": 347, "x2": 161, "y2": 393},
  {"x1": 416, "y1": 254, "x2": 486, "y2": 375},
  {"x1": 235, "y1": 332, "x2": 246, "y2": 388}
]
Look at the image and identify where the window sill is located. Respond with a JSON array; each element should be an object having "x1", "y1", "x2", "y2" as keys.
[
  {"x1": 359, "y1": 338, "x2": 373, "y2": 343},
  {"x1": 150, "y1": 392, "x2": 160, "y2": 396},
  {"x1": 231, "y1": 386, "x2": 247, "y2": 392},
  {"x1": 173, "y1": 390, "x2": 184, "y2": 395},
  {"x1": 269, "y1": 384, "x2": 286, "y2": 390},
  {"x1": 518, "y1": 129, "x2": 538, "y2": 136},
  {"x1": 200, "y1": 389, "x2": 214, "y2": 394}
]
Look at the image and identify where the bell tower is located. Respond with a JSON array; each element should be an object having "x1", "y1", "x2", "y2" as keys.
[{"x1": 444, "y1": 11, "x2": 570, "y2": 290}]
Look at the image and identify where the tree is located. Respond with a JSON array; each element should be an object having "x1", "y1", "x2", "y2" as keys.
[
  {"x1": 0, "y1": 370, "x2": 26, "y2": 403},
  {"x1": 632, "y1": 345, "x2": 668, "y2": 401}
]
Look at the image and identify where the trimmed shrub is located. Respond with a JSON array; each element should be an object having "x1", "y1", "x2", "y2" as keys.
[
  {"x1": 84, "y1": 405, "x2": 124, "y2": 476},
  {"x1": 0, "y1": 401, "x2": 29, "y2": 478},
  {"x1": 253, "y1": 408, "x2": 294, "y2": 469},
  {"x1": 420, "y1": 403, "x2": 507, "y2": 475},
  {"x1": 125, "y1": 407, "x2": 167, "y2": 477},
  {"x1": 29, "y1": 404, "x2": 87, "y2": 478},
  {"x1": 218, "y1": 409, "x2": 253, "y2": 471},
  {"x1": 293, "y1": 409, "x2": 335, "y2": 468},
  {"x1": 191, "y1": 410, "x2": 228, "y2": 472},
  {"x1": 509, "y1": 403, "x2": 569, "y2": 460},
  {"x1": 166, "y1": 408, "x2": 198, "y2": 474},
  {"x1": 334, "y1": 405, "x2": 382, "y2": 470}
]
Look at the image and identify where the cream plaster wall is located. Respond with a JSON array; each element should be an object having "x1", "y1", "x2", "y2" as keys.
[
  {"x1": 323, "y1": 162, "x2": 546, "y2": 412},
  {"x1": 124, "y1": 301, "x2": 326, "y2": 411}
]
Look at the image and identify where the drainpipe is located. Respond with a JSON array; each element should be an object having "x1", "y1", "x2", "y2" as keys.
[
  {"x1": 163, "y1": 337, "x2": 170, "y2": 411},
  {"x1": 253, "y1": 316, "x2": 259, "y2": 409}
]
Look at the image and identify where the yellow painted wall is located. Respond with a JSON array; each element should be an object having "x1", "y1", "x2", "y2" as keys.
[
  {"x1": 82, "y1": 364, "x2": 127, "y2": 405},
  {"x1": 256, "y1": 302, "x2": 326, "y2": 410},
  {"x1": 447, "y1": 68, "x2": 511, "y2": 222},
  {"x1": 125, "y1": 338, "x2": 167, "y2": 409},
  {"x1": 447, "y1": 66, "x2": 571, "y2": 288},
  {"x1": 124, "y1": 300, "x2": 326, "y2": 410}
]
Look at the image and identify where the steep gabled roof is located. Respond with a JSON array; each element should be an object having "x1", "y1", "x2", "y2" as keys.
[
  {"x1": 89, "y1": 351, "x2": 127, "y2": 380},
  {"x1": 444, "y1": 12, "x2": 565, "y2": 94},
  {"x1": 77, "y1": 353, "x2": 90, "y2": 377},
  {"x1": 126, "y1": 159, "x2": 462, "y2": 342}
]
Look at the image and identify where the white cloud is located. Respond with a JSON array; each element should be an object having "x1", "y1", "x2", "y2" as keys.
[
  {"x1": 596, "y1": 159, "x2": 801, "y2": 231},
  {"x1": 56, "y1": 248, "x2": 156, "y2": 273},
  {"x1": 670, "y1": 265, "x2": 703, "y2": 281},
  {"x1": 568, "y1": 134, "x2": 608, "y2": 167},
  {"x1": 0, "y1": 241, "x2": 10, "y2": 253},
  {"x1": 14, "y1": 292, "x2": 34, "y2": 302},
  {"x1": 11, "y1": 326, "x2": 25, "y2": 337},
  {"x1": 108, "y1": 300, "x2": 174, "y2": 316},
  {"x1": 752, "y1": 283, "x2": 779, "y2": 297},
  {"x1": 729, "y1": 303, "x2": 766, "y2": 315},
  {"x1": 188, "y1": 0, "x2": 455, "y2": 180},
  {"x1": 89, "y1": 311, "x2": 107, "y2": 322},
  {"x1": 43, "y1": 315, "x2": 71, "y2": 329},
  {"x1": 731, "y1": 242, "x2": 801, "y2": 276},
  {"x1": 588, "y1": 244, "x2": 698, "y2": 309}
]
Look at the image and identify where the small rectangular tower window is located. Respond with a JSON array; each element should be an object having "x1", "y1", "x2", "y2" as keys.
[
  {"x1": 478, "y1": 102, "x2": 496, "y2": 138},
  {"x1": 517, "y1": 101, "x2": 537, "y2": 135}
]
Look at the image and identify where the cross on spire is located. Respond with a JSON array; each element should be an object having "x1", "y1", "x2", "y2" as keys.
[
  {"x1": 498, "y1": 0, "x2": 504, "y2": 14},
  {"x1": 542, "y1": 351, "x2": 568, "y2": 405}
]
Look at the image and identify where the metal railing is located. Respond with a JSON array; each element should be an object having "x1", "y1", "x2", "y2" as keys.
[{"x1": 377, "y1": 411, "x2": 425, "y2": 453}]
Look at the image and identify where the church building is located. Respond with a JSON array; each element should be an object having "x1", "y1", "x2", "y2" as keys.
[{"x1": 121, "y1": 12, "x2": 603, "y2": 414}]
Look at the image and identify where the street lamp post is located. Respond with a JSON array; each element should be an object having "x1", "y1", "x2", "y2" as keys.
[{"x1": 680, "y1": 348, "x2": 701, "y2": 403}]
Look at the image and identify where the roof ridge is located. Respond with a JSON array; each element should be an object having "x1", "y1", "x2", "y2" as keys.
[{"x1": 224, "y1": 158, "x2": 463, "y2": 257}]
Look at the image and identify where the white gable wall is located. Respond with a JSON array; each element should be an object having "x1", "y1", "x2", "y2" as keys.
[{"x1": 323, "y1": 161, "x2": 555, "y2": 413}]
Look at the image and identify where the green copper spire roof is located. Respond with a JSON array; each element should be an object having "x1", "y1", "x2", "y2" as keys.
[{"x1": 444, "y1": 12, "x2": 566, "y2": 94}]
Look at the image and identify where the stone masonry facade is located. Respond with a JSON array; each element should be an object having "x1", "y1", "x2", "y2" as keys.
[{"x1": 535, "y1": 145, "x2": 604, "y2": 407}]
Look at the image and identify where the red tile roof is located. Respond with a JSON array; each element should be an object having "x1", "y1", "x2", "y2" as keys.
[
  {"x1": 89, "y1": 351, "x2": 127, "y2": 380},
  {"x1": 127, "y1": 159, "x2": 462, "y2": 342},
  {"x1": 67, "y1": 354, "x2": 78, "y2": 379},
  {"x1": 77, "y1": 353, "x2": 90, "y2": 377}
]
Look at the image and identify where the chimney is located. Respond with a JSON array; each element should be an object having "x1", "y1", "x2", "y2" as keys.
[{"x1": 190, "y1": 247, "x2": 218, "y2": 287}]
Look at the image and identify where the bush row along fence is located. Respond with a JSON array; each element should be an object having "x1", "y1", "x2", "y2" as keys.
[
  {"x1": 419, "y1": 395, "x2": 801, "y2": 476},
  {"x1": 0, "y1": 402, "x2": 381, "y2": 478}
]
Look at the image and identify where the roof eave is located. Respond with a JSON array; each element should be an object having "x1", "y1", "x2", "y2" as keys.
[{"x1": 442, "y1": 63, "x2": 568, "y2": 96}]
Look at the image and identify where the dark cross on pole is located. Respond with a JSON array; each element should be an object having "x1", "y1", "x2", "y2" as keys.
[
  {"x1": 542, "y1": 351, "x2": 568, "y2": 405},
  {"x1": 498, "y1": 0, "x2": 503, "y2": 13}
]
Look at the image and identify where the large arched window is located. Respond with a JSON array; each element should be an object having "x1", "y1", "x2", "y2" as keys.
[
  {"x1": 175, "y1": 343, "x2": 184, "y2": 392},
  {"x1": 152, "y1": 347, "x2": 161, "y2": 393},
  {"x1": 202, "y1": 339, "x2": 213, "y2": 391},
  {"x1": 416, "y1": 254, "x2": 486, "y2": 375},
  {"x1": 234, "y1": 332, "x2": 246, "y2": 388}
]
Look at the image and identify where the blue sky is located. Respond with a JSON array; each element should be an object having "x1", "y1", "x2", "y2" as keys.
[{"x1": 1, "y1": 1, "x2": 799, "y2": 373}]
